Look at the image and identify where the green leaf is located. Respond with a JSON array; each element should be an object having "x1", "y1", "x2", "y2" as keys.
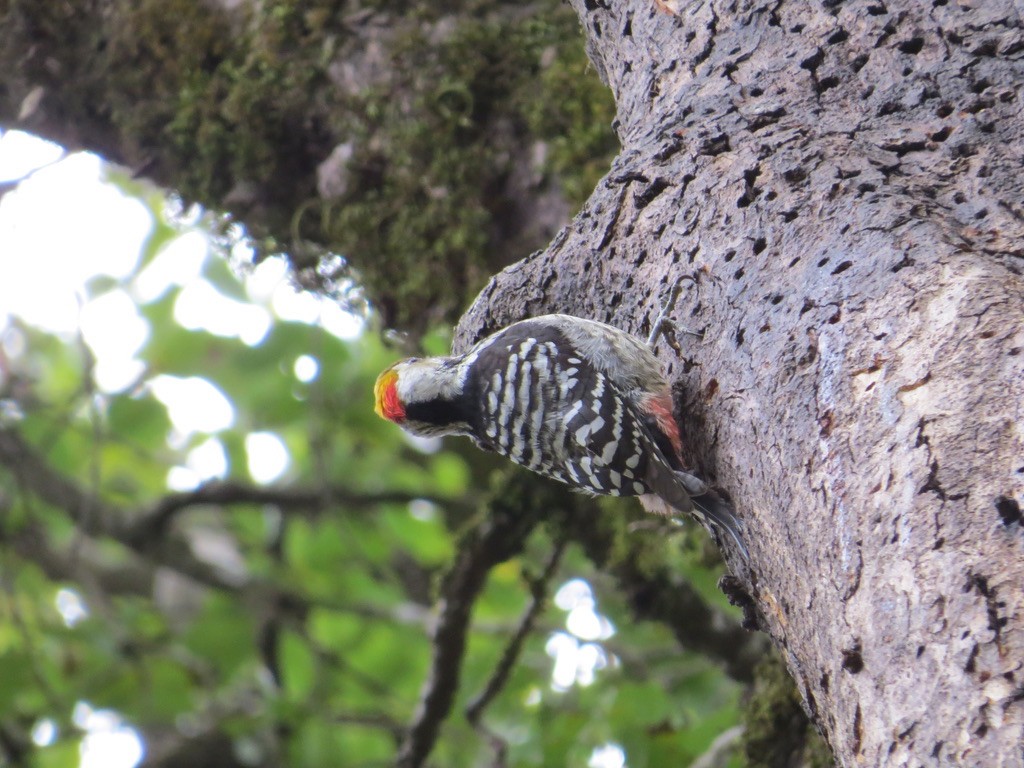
[{"x1": 281, "y1": 629, "x2": 316, "y2": 701}]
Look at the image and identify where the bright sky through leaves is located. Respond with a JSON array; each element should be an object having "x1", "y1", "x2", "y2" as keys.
[{"x1": 0, "y1": 129, "x2": 368, "y2": 768}]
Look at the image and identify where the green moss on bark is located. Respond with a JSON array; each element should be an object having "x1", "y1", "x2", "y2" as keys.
[
  {"x1": 107, "y1": 0, "x2": 327, "y2": 206},
  {"x1": 321, "y1": 10, "x2": 616, "y2": 331},
  {"x1": 742, "y1": 653, "x2": 834, "y2": 768}
]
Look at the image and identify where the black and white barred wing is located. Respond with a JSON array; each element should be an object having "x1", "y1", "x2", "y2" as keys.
[
  {"x1": 470, "y1": 331, "x2": 564, "y2": 472},
  {"x1": 547, "y1": 358, "x2": 670, "y2": 500}
]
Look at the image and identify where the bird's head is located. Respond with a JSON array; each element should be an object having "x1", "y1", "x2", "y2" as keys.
[{"x1": 373, "y1": 357, "x2": 468, "y2": 437}]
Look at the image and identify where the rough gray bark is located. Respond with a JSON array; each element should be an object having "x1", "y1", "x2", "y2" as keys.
[{"x1": 456, "y1": 1, "x2": 1024, "y2": 765}]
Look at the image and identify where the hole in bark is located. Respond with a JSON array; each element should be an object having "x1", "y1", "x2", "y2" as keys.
[
  {"x1": 819, "y1": 410, "x2": 834, "y2": 436},
  {"x1": 858, "y1": 182, "x2": 877, "y2": 194},
  {"x1": 891, "y1": 254, "x2": 915, "y2": 272},
  {"x1": 735, "y1": 326, "x2": 745, "y2": 346},
  {"x1": 965, "y1": 643, "x2": 979, "y2": 673},
  {"x1": 783, "y1": 167, "x2": 807, "y2": 184},
  {"x1": 789, "y1": 256, "x2": 800, "y2": 267},
  {"x1": 1009, "y1": 347, "x2": 1021, "y2": 356},
  {"x1": 953, "y1": 191, "x2": 966, "y2": 204},
  {"x1": 751, "y1": 86, "x2": 764, "y2": 96},
  {"x1": 800, "y1": 49, "x2": 823, "y2": 73},
  {"x1": 918, "y1": 459, "x2": 944, "y2": 498},
  {"x1": 827, "y1": 308, "x2": 841, "y2": 323},
  {"x1": 753, "y1": 237, "x2": 767, "y2": 254},
  {"x1": 916, "y1": 645, "x2": 925, "y2": 657},
  {"x1": 699, "y1": 134, "x2": 731, "y2": 155},
  {"x1": 759, "y1": 322, "x2": 771, "y2": 333},
  {"x1": 782, "y1": 209, "x2": 798, "y2": 222},
  {"x1": 842, "y1": 647, "x2": 863, "y2": 673},
  {"x1": 877, "y1": 101, "x2": 902, "y2": 116},
  {"x1": 622, "y1": 16, "x2": 631, "y2": 36},
  {"x1": 591, "y1": 19, "x2": 602, "y2": 37},
  {"x1": 971, "y1": 78, "x2": 991, "y2": 94},
  {"x1": 800, "y1": 299, "x2": 815, "y2": 315},
  {"x1": 966, "y1": 98, "x2": 993, "y2": 114},
  {"x1": 792, "y1": 23, "x2": 806, "y2": 33},
  {"x1": 931, "y1": 742, "x2": 944, "y2": 758},
  {"x1": 866, "y1": 4, "x2": 887, "y2": 14},
  {"x1": 770, "y1": 294, "x2": 784, "y2": 304},
  {"x1": 832, "y1": 260, "x2": 853, "y2": 275},
  {"x1": 934, "y1": 537, "x2": 945, "y2": 549},
  {"x1": 972, "y1": 38, "x2": 999, "y2": 56},
  {"x1": 851, "y1": 53, "x2": 869, "y2": 72},
  {"x1": 765, "y1": 189, "x2": 777, "y2": 201},
  {"x1": 883, "y1": 138, "x2": 927, "y2": 156},
  {"x1": 724, "y1": 249, "x2": 736, "y2": 262},
  {"x1": 976, "y1": 723, "x2": 988, "y2": 737},
  {"x1": 931, "y1": 126, "x2": 951, "y2": 142},
  {"x1": 995, "y1": 496, "x2": 1021, "y2": 526},
  {"x1": 817, "y1": 257, "x2": 830, "y2": 267},
  {"x1": 734, "y1": 267, "x2": 745, "y2": 280},
  {"x1": 828, "y1": 28, "x2": 849, "y2": 45},
  {"x1": 898, "y1": 37, "x2": 925, "y2": 54},
  {"x1": 818, "y1": 76, "x2": 840, "y2": 93},
  {"x1": 902, "y1": 66, "x2": 913, "y2": 76},
  {"x1": 979, "y1": 121, "x2": 995, "y2": 134},
  {"x1": 635, "y1": 178, "x2": 670, "y2": 209},
  {"x1": 936, "y1": 103, "x2": 954, "y2": 117},
  {"x1": 820, "y1": 673, "x2": 829, "y2": 692}
]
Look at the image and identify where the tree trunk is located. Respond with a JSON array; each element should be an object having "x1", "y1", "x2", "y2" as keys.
[{"x1": 456, "y1": 1, "x2": 1024, "y2": 765}]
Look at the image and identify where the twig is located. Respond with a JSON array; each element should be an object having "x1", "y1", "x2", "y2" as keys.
[
  {"x1": 394, "y1": 475, "x2": 549, "y2": 768},
  {"x1": 133, "y1": 481, "x2": 464, "y2": 540},
  {"x1": 690, "y1": 724, "x2": 744, "y2": 768},
  {"x1": 465, "y1": 537, "x2": 567, "y2": 726}
]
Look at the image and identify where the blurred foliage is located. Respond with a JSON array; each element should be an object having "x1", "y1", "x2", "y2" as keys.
[{"x1": 0, "y1": 171, "x2": 753, "y2": 767}]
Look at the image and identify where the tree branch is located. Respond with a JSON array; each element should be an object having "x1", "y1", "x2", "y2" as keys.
[
  {"x1": 395, "y1": 471, "x2": 560, "y2": 768},
  {"x1": 465, "y1": 538, "x2": 566, "y2": 727},
  {"x1": 131, "y1": 480, "x2": 465, "y2": 540}
]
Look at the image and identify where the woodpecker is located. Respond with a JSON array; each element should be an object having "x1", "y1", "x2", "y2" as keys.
[{"x1": 374, "y1": 314, "x2": 747, "y2": 559}]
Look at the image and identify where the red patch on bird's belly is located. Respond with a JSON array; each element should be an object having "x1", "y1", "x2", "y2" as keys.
[{"x1": 642, "y1": 393, "x2": 682, "y2": 458}]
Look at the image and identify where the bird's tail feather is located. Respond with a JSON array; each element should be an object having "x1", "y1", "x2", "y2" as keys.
[
  {"x1": 643, "y1": 461, "x2": 749, "y2": 561},
  {"x1": 690, "y1": 489, "x2": 749, "y2": 562}
]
